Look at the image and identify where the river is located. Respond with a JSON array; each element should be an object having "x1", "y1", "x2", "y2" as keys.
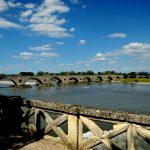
[
  {"x1": 0, "y1": 82, "x2": 150, "y2": 149},
  {"x1": 0, "y1": 82, "x2": 150, "y2": 114}
]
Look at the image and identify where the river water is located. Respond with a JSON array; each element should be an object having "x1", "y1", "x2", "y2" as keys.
[
  {"x1": 0, "y1": 82, "x2": 150, "y2": 149},
  {"x1": 0, "y1": 82, "x2": 150, "y2": 114}
]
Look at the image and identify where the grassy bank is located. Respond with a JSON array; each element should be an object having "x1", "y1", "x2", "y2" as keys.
[{"x1": 119, "y1": 78, "x2": 150, "y2": 83}]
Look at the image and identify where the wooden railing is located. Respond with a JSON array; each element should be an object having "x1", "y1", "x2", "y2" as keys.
[{"x1": 20, "y1": 98, "x2": 150, "y2": 150}]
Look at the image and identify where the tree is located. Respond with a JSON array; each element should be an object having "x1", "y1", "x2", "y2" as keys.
[
  {"x1": 98, "y1": 72, "x2": 102, "y2": 75},
  {"x1": 19, "y1": 72, "x2": 34, "y2": 76},
  {"x1": 128, "y1": 72, "x2": 136, "y2": 78},
  {"x1": 86, "y1": 70, "x2": 94, "y2": 75},
  {"x1": 123, "y1": 73, "x2": 128, "y2": 79},
  {"x1": 81, "y1": 72, "x2": 86, "y2": 75},
  {"x1": 60, "y1": 72, "x2": 68, "y2": 75},
  {"x1": 68, "y1": 71, "x2": 76, "y2": 75},
  {"x1": 37, "y1": 71, "x2": 44, "y2": 76}
]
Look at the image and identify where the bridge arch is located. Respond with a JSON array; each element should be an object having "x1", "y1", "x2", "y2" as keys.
[
  {"x1": 96, "y1": 76, "x2": 103, "y2": 82},
  {"x1": 68, "y1": 77, "x2": 79, "y2": 84},
  {"x1": 0, "y1": 78, "x2": 17, "y2": 85},
  {"x1": 83, "y1": 77, "x2": 92, "y2": 83},
  {"x1": 106, "y1": 76, "x2": 113, "y2": 81},
  {"x1": 115, "y1": 76, "x2": 120, "y2": 79},
  {"x1": 24, "y1": 78, "x2": 43, "y2": 85},
  {"x1": 51, "y1": 77, "x2": 62, "y2": 85}
]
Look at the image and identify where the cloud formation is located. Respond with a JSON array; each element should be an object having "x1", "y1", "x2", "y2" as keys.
[
  {"x1": 0, "y1": 0, "x2": 73, "y2": 37},
  {"x1": 13, "y1": 51, "x2": 60, "y2": 60},
  {"x1": 29, "y1": 44, "x2": 53, "y2": 51},
  {"x1": 0, "y1": 17, "x2": 22, "y2": 29},
  {"x1": 20, "y1": 0, "x2": 71, "y2": 37},
  {"x1": 69, "y1": 27, "x2": 75, "y2": 32},
  {"x1": 0, "y1": 0, "x2": 22, "y2": 29},
  {"x1": 99, "y1": 42, "x2": 150, "y2": 61},
  {"x1": 108, "y1": 33, "x2": 127, "y2": 38},
  {"x1": 0, "y1": 0, "x2": 8, "y2": 12},
  {"x1": 79, "y1": 40, "x2": 86, "y2": 45},
  {"x1": 94, "y1": 53, "x2": 106, "y2": 61}
]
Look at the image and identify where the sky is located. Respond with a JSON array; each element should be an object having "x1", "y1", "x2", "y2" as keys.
[{"x1": 0, "y1": 0, "x2": 150, "y2": 74}]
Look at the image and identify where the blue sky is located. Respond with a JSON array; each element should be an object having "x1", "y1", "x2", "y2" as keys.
[{"x1": 0, "y1": 0, "x2": 150, "y2": 74}]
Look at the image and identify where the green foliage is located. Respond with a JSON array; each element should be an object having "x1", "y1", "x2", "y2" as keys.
[
  {"x1": 121, "y1": 78, "x2": 150, "y2": 83},
  {"x1": 19, "y1": 72, "x2": 34, "y2": 76},
  {"x1": 37, "y1": 71, "x2": 49, "y2": 76},
  {"x1": 86, "y1": 70, "x2": 94, "y2": 75}
]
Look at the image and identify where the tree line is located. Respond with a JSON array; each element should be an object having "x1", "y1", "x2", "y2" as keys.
[
  {"x1": 16, "y1": 71, "x2": 150, "y2": 78},
  {"x1": 0, "y1": 71, "x2": 149, "y2": 78}
]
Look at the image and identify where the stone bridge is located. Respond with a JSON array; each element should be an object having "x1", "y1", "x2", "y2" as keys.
[{"x1": 0, "y1": 75, "x2": 123, "y2": 86}]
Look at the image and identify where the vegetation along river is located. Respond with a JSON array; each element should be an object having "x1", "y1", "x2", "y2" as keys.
[{"x1": 0, "y1": 82, "x2": 150, "y2": 114}]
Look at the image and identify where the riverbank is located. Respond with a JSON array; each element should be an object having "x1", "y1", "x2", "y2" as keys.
[{"x1": 117, "y1": 78, "x2": 150, "y2": 85}]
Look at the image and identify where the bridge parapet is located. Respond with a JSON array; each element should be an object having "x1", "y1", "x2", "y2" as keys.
[
  {"x1": 23, "y1": 99, "x2": 150, "y2": 149},
  {"x1": 0, "y1": 95, "x2": 149, "y2": 149}
]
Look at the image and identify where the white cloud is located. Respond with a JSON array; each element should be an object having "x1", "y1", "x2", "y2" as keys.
[
  {"x1": 69, "y1": 27, "x2": 75, "y2": 32},
  {"x1": 108, "y1": 33, "x2": 127, "y2": 38},
  {"x1": 19, "y1": 52, "x2": 33, "y2": 60},
  {"x1": 56, "y1": 42, "x2": 64, "y2": 45},
  {"x1": 0, "y1": 0, "x2": 8, "y2": 12},
  {"x1": 29, "y1": 23, "x2": 71, "y2": 37},
  {"x1": 0, "y1": 0, "x2": 72, "y2": 37},
  {"x1": 39, "y1": 52, "x2": 59, "y2": 57},
  {"x1": 20, "y1": 10, "x2": 33, "y2": 18},
  {"x1": 29, "y1": 44, "x2": 52, "y2": 51},
  {"x1": 13, "y1": 51, "x2": 60, "y2": 60},
  {"x1": 120, "y1": 42, "x2": 150, "y2": 60},
  {"x1": 94, "y1": 53, "x2": 106, "y2": 61},
  {"x1": 0, "y1": 17, "x2": 22, "y2": 29},
  {"x1": 19, "y1": 0, "x2": 71, "y2": 38},
  {"x1": 122, "y1": 42, "x2": 150, "y2": 55},
  {"x1": 7, "y1": 1, "x2": 22, "y2": 8},
  {"x1": 24, "y1": 3, "x2": 35, "y2": 9},
  {"x1": 79, "y1": 39, "x2": 86, "y2": 45},
  {"x1": 100, "y1": 42, "x2": 150, "y2": 61}
]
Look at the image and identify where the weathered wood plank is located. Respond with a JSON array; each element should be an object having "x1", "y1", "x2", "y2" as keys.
[
  {"x1": 127, "y1": 125, "x2": 137, "y2": 150},
  {"x1": 80, "y1": 123, "x2": 128, "y2": 149},
  {"x1": 80, "y1": 136, "x2": 100, "y2": 149},
  {"x1": 80, "y1": 116, "x2": 103, "y2": 137},
  {"x1": 43, "y1": 114, "x2": 68, "y2": 134},
  {"x1": 68, "y1": 115, "x2": 78, "y2": 150},
  {"x1": 40, "y1": 110, "x2": 70, "y2": 148},
  {"x1": 103, "y1": 123, "x2": 129, "y2": 139},
  {"x1": 44, "y1": 135, "x2": 63, "y2": 144},
  {"x1": 78, "y1": 118, "x2": 83, "y2": 148},
  {"x1": 80, "y1": 116, "x2": 122, "y2": 149},
  {"x1": 135, "y1": 125, "x2": 150, "y2": 141},
  {"x1": 35, "y1": 108, "x2": 41, "y2": 133}
]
